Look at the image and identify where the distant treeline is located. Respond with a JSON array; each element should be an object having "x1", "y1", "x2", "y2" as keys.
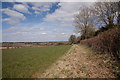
[{"x1": 2, "y1": 41, "x2": 70, "y2": 48}]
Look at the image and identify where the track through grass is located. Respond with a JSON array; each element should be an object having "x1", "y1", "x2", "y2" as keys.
[
  {"x1": 2, "y1": 45, "x2": 71, "y2": 78},
  {"x1": 40, "y1": 44, "x2": 117, "y2": 78}
]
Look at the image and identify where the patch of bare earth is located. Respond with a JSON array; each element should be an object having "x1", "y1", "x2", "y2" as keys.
[{"x1": 32, "y1": 44, "x2": 117, "y2": 78}]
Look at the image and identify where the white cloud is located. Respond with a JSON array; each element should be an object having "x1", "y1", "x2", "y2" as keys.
[
  {"x1": 41, "y1": 32, "x2": 47, "y2": 35},
  {"x1": 2, "y1": 8, "x2": 26, "y2": 20},
  {"x1": 34, "y1": 11, "x2": 40, "y2": 14},
  {"x1": 61, "y1": 33, "x2": 65, "y2": 35},
  {"x1": 52, "y1": 29, "x2": 65, "y2": 33},
  {"x1": 44, "y1": 2, "x2": 81, "y2": 27},
  {"x1": 2, "y1": 22, "x2": 74, "y2": 42},
  {"x1": 7, "y1": 27, "x2": 17, "y2": 30},
  {"x1": 2, "y1": 18, "x2": 20, "y2": 25},
  {"x1": 2, "y1": 18, "x2": 11, "y2": 22},
  {"x1": 13, "y1": 4, "x2": 30, "y2": 13},
  {"x1": 22, "y1": 2, "x2": 30, "y2": 9},
  {"x1": 40, "y1": 27, "x2": 44, "y2": 30},
  {"x1": 32, "y1": 7, "x2": 40, "y2": 11},
  {"x1": 29, "y1": 2, "x2": 54, "y2": 14},
  {"x1": 44, "y1": 2, "x2": 93, "y2": 27},
  {"x1": 2, "y1": 8, "x2": 26, "y2": 25}
]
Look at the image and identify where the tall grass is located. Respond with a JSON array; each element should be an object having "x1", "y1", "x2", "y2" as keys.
[{"x1": 2, "y1": 45, "x2": 71, "y2": 78}]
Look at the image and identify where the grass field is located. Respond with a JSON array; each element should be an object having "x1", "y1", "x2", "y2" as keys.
[{"x1": 2, "y1": 45, "x2": 71, "y2": 78}]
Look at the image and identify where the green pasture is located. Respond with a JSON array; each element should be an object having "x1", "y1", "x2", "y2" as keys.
[{"x1": 2, "y1": 45, "x2": 71, "y2": 78}]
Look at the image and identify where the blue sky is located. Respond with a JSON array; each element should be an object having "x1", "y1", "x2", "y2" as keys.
[{"x1": 2, "y1": 2, "x2": 92, "y2": 42}]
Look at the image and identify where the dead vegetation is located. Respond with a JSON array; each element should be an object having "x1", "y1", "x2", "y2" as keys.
[{"x1": 80, "y1": 27, "x2": 120, "y2": 61}]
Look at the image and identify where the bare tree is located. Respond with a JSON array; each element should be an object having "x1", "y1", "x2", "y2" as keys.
[
  {"x1": 93, "y1": 2, "x2": 119, "y2": 28},
  {"x1": 74, "y1": 2, "x2": 119, "y2": 39},
  {"x1": 117, "y1": 2, "x2": 120, "y2": 26},
  {"x1": 74, "y1": 6, "x2": 95, "y2": 39}
]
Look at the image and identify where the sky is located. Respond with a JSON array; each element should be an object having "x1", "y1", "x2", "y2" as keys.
[{"x1": 2, "y1": 1, "x2": 94, "y2": 42}]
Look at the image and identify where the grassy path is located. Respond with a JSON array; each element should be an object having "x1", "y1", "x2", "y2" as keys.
[{"x1": 33, "y1": 44, "x2": 117, "y2": 78}]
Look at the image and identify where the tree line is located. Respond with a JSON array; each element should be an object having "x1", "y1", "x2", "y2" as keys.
[{"x1": 69, "y1": 2, "x2": 120, "y2": 44}]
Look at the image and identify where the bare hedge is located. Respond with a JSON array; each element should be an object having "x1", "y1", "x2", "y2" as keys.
[{"x1": 80, "y1": 27, "x2": 120, "y2": 60}]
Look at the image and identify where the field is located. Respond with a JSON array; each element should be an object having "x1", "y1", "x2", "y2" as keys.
[
  {"x1": 1, "y1": 41, "x2": 70, "y2": 49},
  {"x1": 2, "y1": 45, "x2": 71, "y2": 78}
]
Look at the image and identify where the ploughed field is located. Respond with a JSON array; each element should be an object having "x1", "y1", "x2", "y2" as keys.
[{"x1": 2, "y1": 45, "x2": 71, "y2": 78}]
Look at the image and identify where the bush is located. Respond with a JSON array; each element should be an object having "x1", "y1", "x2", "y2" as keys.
[
  {"x1": 76, "y1": 36, "x2": 81, "y2": 43},
  {"x1": 69, "y1": 35, "x2": 76, "y2": 44},
  {"x1": 80, "y1": 27, "x2": 120, "y2": 60}
]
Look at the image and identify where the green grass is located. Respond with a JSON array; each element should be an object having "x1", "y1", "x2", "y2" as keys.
[{"x1": 2, "y1": 45, "x2": 71, "y2": 78}]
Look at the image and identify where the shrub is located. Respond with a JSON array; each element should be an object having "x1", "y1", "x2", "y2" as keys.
[
  {"x1": 76, "y1": 36, "x2": 81, "y2": 43},
  {"x1": 69, "y1": 35, "x2": 76, "y2": 44},
  {"x1": 80, "y1": 27, "x2": 120, "y2": 60}
]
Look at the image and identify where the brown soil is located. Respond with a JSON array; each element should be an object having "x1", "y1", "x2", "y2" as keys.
[{"x1": 32, "y1": 44, "x2": 118, "y2": 78}]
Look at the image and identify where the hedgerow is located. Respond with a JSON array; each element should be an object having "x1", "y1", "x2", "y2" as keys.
[{"x1": 80, "y1": 27, "x2": 120, "y2": 60}]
